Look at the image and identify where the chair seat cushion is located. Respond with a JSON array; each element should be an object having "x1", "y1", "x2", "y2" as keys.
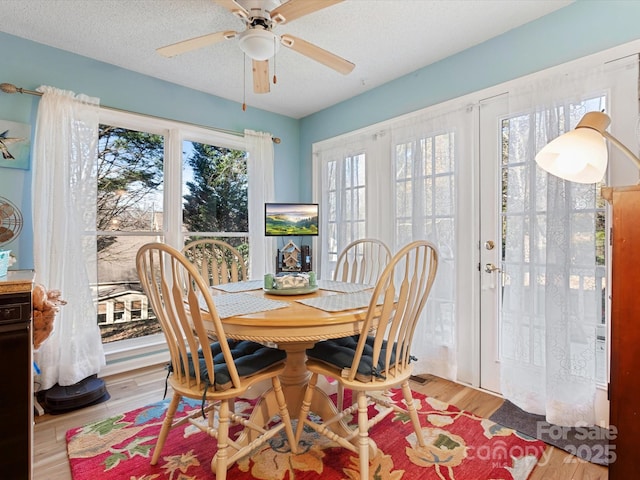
[
  {"x1": 306, "y1": 335, "x2": 395, "y2": 383},
  {"x1": 183, "y1": 340, "x2": 286, "y2": 391}
]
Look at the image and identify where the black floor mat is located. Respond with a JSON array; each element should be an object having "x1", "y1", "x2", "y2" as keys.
[{"x1": 489, "y1": 399, "x2": 614, "y2": 466}]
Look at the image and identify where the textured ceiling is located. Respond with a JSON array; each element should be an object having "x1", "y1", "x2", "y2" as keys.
[{"x1": 0, "y1": 0, "x2": 573, "y2": 118}]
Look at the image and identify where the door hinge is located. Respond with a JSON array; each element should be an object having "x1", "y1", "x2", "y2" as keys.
[
  {"x1": 609, "y1": 227, "x2": 613, "y2": 246},
  {"x1": 607, "y1": 382, "x2": 610, "y2": 401}
]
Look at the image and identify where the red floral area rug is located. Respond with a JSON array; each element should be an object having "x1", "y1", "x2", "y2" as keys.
[{"x1": 66, "y1": 389, "x2": 547, "y2": 480}]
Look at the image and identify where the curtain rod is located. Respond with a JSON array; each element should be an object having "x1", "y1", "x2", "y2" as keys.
[{"x1": 0, "y1": 82, "x2": 281, "y2": 144}]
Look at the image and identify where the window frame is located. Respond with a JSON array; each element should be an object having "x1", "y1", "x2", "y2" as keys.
[{"x1": 97, "y1": 108, "x2": 253, "y2": 373}]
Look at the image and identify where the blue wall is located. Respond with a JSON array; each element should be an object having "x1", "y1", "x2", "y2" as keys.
[
  {"x1": 2, "y1": 0, "x2": 640, "y2": 268},
  {"x1": 0, "y1": 31, "x2": 300, "y2": 269},
  {"x1": 298, "y1": 0, "x2": 640, "y2": 193}
]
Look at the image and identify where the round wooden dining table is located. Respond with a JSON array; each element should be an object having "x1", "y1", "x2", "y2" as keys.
[{"x1": 207, "y1": 283, "x2": 376, "y2": 444}]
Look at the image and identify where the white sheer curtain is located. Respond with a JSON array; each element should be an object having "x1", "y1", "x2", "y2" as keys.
[
  {"x1": 245, "y1": 129, "x2": 275, "y2": 278},
  {"x1": 32, "y1": 86, "x2": 105, "y2": 390},
  {"x1": 390, "y1": 105, "x2": 474, "y2": 380},
  {"x1": 314, "y1": 104, "x2": 474, "y2": 381},
  {"x1": 314, "y1": 137, "x2": 370, "y2": 281},
  {"x1": 500, "y1": 64, "x2": 624, "y2": 426}
]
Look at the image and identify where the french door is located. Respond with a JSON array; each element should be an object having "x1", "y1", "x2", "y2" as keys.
[
  {"x1": 478, "y1": 94, "x2": 508, "y2": 393},
  {"x1": 477, "y1": 93, "x2": 612, "y2": 408}
]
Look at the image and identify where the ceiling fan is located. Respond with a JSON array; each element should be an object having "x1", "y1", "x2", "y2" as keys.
[{"x1": 157, "y1": 0, "x2": 355, "y2": 95}]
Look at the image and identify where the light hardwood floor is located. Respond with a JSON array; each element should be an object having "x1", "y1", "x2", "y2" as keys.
[{"x1": 33, "y1": 365, "x2": 608, "y2": 479}]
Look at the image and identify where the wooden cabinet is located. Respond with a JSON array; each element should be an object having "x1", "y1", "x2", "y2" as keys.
[
  {"x1": 0, "y1": 270, "x2": 35, "y2": 479},
  {"x1": 602, "y1": 185, "x2": 640, "y2": 478}
]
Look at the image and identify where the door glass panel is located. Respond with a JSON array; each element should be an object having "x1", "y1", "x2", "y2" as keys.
[{"x1": 500, "y1": 97, "x2": 608, "y2": 384}]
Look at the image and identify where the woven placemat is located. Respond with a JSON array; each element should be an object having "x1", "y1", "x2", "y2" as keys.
[
  {"x1": 200, "y1": 292, "x2": 288, "y2": 318},
  {"x1": 211, "y1": 280, "x2": 264, "y2": 293},
  {"x1": 318, "y1": 280, "x2": 373, "y2": 293},
  {"x1": 296, "y1": 291, "x2": 373, "y2": 312}
]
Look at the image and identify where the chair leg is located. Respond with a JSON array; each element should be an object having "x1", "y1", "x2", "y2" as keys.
[
  {"x1": 295, "y1": 372, "x2": 319, "y2": 445},
  {"x1": 151, "y1": 393, "x2": 182, "y2": 465},
  {"x1": 337, "y1": 383, "x2": 345, "y2": 412},
  {"x1": 272, "y1": 375, "x2": 298, "y2": 454},
  {"x1": 401, "y1": 380, "x2": 425, "y2": 447},
  {"x1": 356, "y1": 391, "x2": 370, "y2": 479},
  {"x1": 212, "y1": 399, "x2": 231, "y2": 480}
]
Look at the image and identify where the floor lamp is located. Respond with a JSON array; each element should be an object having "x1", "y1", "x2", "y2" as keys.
[
  {"x1": 536, "y1": 110, "x2": 640, "y2": 478},
  {"x1": 536, "y1": 111, "x2": 640, "y2": 182}
]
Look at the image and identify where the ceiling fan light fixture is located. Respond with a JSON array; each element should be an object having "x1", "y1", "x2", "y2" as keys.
[{"x1": 238, "y1": 28, "x2": 280, "y2": 61}]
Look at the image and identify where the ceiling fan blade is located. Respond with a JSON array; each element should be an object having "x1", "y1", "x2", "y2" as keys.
[
  {"x1": 281, "y1": 34, "x2": 354, "y2": 75},
  {"x1": 213, "y1": 0, "x2": 250, "y2": 20},
  {"x1": 157, "y1": 30, "x2": 236, "y2": 58},
  {"x1": 271, "y1": 0, "x2": 343, "y2": 25},
  {"x1": 253, "y1": 60, "x2": 270, "y2": 94}
]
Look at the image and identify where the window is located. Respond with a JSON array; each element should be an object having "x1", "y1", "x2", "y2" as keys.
[
  {"x1": 394, "y1": 131, "x2": 457, "y2": 352},
  {"x1": 95, "y1": 111, "x2": 253, "y2": 345},
  {"x1": 394, "y1": 133, "x2": 456, "y2": 251},
  {"x1": 314, "y1": 111, "x2": 465, "y2": 380},
  {"x1": 181, "y1": 139, "x2": 249, "y2": 260},
  {"x1": 95, "y1": 123, "x2": 165, "y2": 343},
  {"x1": 322, "y1": 151, "x2": 366, "y2": 277}
]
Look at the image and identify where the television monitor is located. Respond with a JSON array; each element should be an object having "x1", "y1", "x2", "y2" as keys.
[{"x1": 265, "y1": 203, "x2": 319, "y2": 236}]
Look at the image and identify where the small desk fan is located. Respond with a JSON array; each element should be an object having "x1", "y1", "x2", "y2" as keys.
[{"x1": 0, "y1": 196, "x2": 23, "y2": 246}]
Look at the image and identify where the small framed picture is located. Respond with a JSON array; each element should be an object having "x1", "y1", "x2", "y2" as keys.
[{"x1": 0, "y1": 119, "x2": 31, "y2": 170}]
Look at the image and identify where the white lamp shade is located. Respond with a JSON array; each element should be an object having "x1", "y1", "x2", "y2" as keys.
[
  {"x1": 238, "y1": 29, "x2": 280, "y2": 61},
  {"x1": 535, "y1": 128, "x2": 608, "y2": 183}
]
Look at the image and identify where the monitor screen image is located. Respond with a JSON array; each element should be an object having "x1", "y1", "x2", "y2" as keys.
[{"x1": 265, "y1": 203, "x2": 319, "y2": 236}]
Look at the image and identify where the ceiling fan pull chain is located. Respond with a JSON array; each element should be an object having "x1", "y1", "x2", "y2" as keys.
[{"x1": 273, "y1": 36, "x2": 278, "y2": 85}]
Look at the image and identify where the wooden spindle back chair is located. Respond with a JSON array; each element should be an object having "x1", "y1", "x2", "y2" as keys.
[
  {"x1": 136, "y1": 242, "x2": 295, "y2": 479},
  {"x1": 296, "y1": 240, "x2": 439, "y2": 479},
  {"x1": 182, "y1": 239, "x2": 247, "y2": 286}
]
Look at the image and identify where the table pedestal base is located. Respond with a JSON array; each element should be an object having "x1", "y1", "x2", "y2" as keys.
[{"x1": 240, "y1": 342, "x2": 375, "y2": 456}]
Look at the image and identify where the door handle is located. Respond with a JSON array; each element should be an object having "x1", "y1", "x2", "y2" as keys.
[{"x1": 484, "y1": 263, "x2": 501, "y2": 274}]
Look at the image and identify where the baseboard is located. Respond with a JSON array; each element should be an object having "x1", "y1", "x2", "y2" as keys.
[{"x1": 100, "y1": 335, "x2": 169, "y2": 378}]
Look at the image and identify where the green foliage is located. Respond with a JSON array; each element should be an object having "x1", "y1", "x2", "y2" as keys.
[
  {"x1": 96, "y1": 125, "x2": 164, "y2": 251},
  {"x1": 95, "y1": 127, "x2": 249, "y2": 256},
  {"x1": 182, "y1": 143, "x2": 248, "y2": 234}
]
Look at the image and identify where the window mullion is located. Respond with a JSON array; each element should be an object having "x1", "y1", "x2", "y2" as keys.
[{"x1": 164, "y1": 128, "x2": 183, "y2": 250}]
